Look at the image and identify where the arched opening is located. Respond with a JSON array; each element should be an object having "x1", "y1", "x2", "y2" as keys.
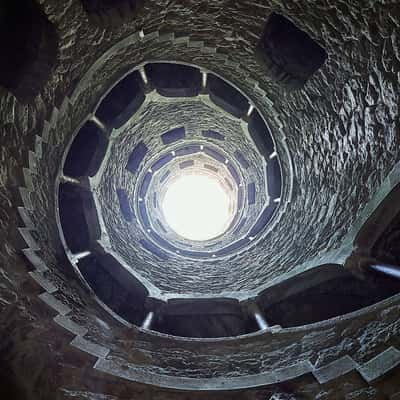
[
  {"x1": 58, "y1": 184, "x2": 100, "y2": 253},
  {"x1": 258, "y1": 266, "x2": 400, "y2": 328},
  {"x1": 96, "y1": 71, "x2": 144, "y2": 129},
  {"x1": 153, "y1": 299, "x2": 258, "y2": 338},
  {"x1": 77, "y1": 252, "x2": 148, "y2": 325},
  {"x1": 207, "y1": 73, "x2": 249, "y2": 118},
  {"x1": 145, "y1": 63, "x2": 202, "y2": 97},
  {"x1": 63, "y1": 121, "x2": 108, "y2": 178}
]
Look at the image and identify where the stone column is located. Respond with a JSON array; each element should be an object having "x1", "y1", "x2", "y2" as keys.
[
  {"x1": 141, "y1": 311, "x2": 155, "y2": 330},
  {"x1": 253, "y1": 304, "x2": 269, "y2": 330},
  {"x1": 245, "y1": 301, "x2": 269, "y2": 330},
  {"x1": 370, "y1": 263, "x2": 400, "y2": 280}
]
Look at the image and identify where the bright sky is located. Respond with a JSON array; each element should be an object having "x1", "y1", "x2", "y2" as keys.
[{"x1": 162, "y1": 173, "x2": 233, "y2": 241}]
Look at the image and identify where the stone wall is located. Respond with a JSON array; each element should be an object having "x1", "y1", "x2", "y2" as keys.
[{"x1": 1, "y1": 0, "x2": 400, "y2": 399}]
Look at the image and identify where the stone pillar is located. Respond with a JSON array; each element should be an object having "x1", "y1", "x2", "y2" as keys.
[
  {"x1": 71, "y1": 250, "x2": 91, "y2": 263},
  {"x1": 202, "y1": 71, "x2": 208, "y2": 89},
  {"x1": 370, "y1": 263, "x2": 400, "y2": 280},
  {"x1": 90, "y1": 115, "x2": 108, "y2": 134},
  {"x1": 59, "y1": 175, "x2": 92, "y2": 191},
  {"x1": 253, "y1": 305, "x2": 269, "y2": 330},
  {"x1": 245, "y1": 301, "x2": 269, "y2": 330},
  {"x1": 141, "y1": 311, "x2": 155, "y2": 330},
  {"x1": 139, "y1": 66, "x2": 153, "y2": 93}
]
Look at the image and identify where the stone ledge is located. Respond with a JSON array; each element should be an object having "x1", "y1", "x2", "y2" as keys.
[
  {"x1": 71, "y1": 336, "x2": 110, "y2": 359},
  {"x1": 35, "y1": 135, "x2": 43, "y2": 159},
  {"x1": 22, "y1": 249, "x2": 49, "y2": 272},
  {"x1": 18, "y1": 228, "x2": 40, "y2": 251},
  {"x1": 94, "y1": 358, "x2": 313, "y2": 391},
  {"x1": 42, "y1": 121, "x2": 51, "y2": 144},
  {"x1": 23, "y1": 167, "x2": 33, "y2": 189},
  {"x1": 313, "y1": 355, "x2": 358, "y2": 384},
  {"x1": 357, "y1": 346, "x2": 400, "y2": 383},
  {"x1": 28, "y1": 150, "x2": 37, "y2": 170},
  {"x1": 39, "y1": 292, "x2": 71, "y2": 316},
  {"x1": 19, "y1": 187, "x2": 33, "y2": 210},
  {"x1": 18, "y1": 206, "x2": 34, "y2": 229},
  {"x1": 54, "y1": 315, "x2": 88, "y2": 337},
  {"x1": 29, "y1": 271, "x2": 58, "y2": 294}
]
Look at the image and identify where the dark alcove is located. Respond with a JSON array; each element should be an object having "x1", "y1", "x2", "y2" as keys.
[
  {"x1": 256, "y1": 13, "x2": 327, "y2": 89},
  {"x1": 0, "y1": 0, "x2": 58, "y2": 102},
  {"x1": 81, "y1": 0, "x2": 143, "y2": 26},
  {"x1": 63, "y1": 121, "x2": 108, "y2": 178},
  {"x1": 145, "y1": 63, "x2": 202, "y2": 97},
  {"x1": 96, "y1": 71, "x2": 144, "y2": 129}
]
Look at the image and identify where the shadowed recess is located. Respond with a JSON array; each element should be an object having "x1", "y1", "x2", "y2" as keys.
[
  {"x1": 96, "y1": 71, "x2": 144, "y2": 128},
  {"x1": 116, "y1": 188, "x2": 134, "y2": 222},
  {"x1": 234, "y1": 150, "x2": 250, "y2": 169},
  {"x1": 126, "y1": 141, "x2": 148, "y2": 174},
  {"x1": 179, "y1": 160, "x2": 194, "y2": 169},
  {"x1": 140, "y1": 238, "x2": 169, "y2": 261},
  {"x1": 256, "y1": 12, "x2": 327, "y2": 88},
  {"x1": 78, "y1": 252, "x2": 148, "y2": 325},
  {"x1": 267, "y1": 157, "x2": 282, "y2": 199},
  {"x1": 153, "y1": 299, "x2": 258, "y2": 338},
  {"x1": 207, "y1": 73, "x2": 249, "y2": 118},
  {"x1": 80, "y1": 0, "x2": 144, "y2": 25},
  {"x1": 58, "y1": 184, "x2": 91, "y2": 253},
  {"x1": 145, "y1": 63, "x2": 202, "y2": 97},
  {"x1": 0, "y1": 0, "x2": 58, "y2": 102},
  {"x1": 248, "y1": 110, "x2": 274, "y2": 159},
  {"x1": 161, "y1": 127, "x2": 186, "y2": 145},
  {"x1": 248, "y1": 182, "x2": 256, "y2": 205},
  {"x1": 260, "y1": 272, "x2": 400, "y2": 328},
  {"x1": 202, "y1": 130, "x2": 225, "y2": 141},
  {"x1": 64, "y1": 121, "x2": 107, "y2": 178}
]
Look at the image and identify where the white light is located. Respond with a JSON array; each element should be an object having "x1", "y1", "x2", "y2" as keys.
[{"x1": 162, "y1": 173, "x2": 233, "y2": 241}]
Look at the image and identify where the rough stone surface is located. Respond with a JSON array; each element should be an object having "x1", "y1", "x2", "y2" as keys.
[
  {"x1": 97, "y1": 95, "x2": 269, "y2": 294},
  {"x1": 14, "y1": 0, "x2": 399, "y2": 297},
  {"x1": 1, "y1": 0, "x2": 400, "y2": 399}
]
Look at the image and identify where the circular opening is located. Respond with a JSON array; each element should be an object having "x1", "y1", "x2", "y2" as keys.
[{"x1": 162, "y1": 173, "x2": 234, "y2": 241}]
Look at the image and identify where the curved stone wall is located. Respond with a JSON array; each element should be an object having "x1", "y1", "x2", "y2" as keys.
[
  {"x1": 1, "y1": 0, "x2": 400, "y2": 399},
  {"x1": 7, "y1": 0, "x2": 398, "y2": 295}
]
